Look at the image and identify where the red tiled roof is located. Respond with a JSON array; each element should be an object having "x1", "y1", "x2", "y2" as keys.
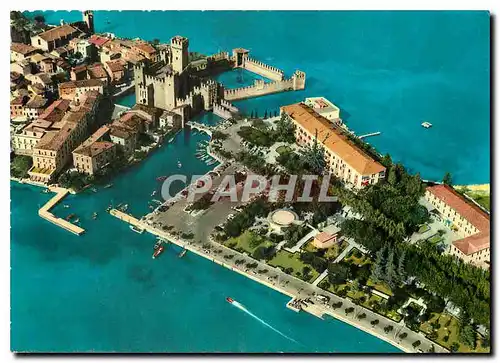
[
  {"x1": 426, "y1": 184, "x2": 489, "y2": 231},
  {"x1": 38, "y1": 99, "x2": 71, "y2": 123},
  {"x1": 314, "y1": 232, "x2": 336, "y2": 243},
  {"x1": 427, "y1": 184, "x2": 490, "y2": 256},
  {"x1": 35, "y1": 24, "x2": 80, "y2": 42},
  {"x1": 282, "y1": 103, "x2": 385, "y2": 176},
  {"x1": 59, "y1": 78, "x2": 104, "y2": 89},
  {"x1": 11, "y1": 42, "x2": 39, "y2": 55},
  {"x1": 452, "y1": 231, "x2": 490, "y2": 255},
  {"x1": 89, "y1": 34, "x2": 111, "y2": 47}
]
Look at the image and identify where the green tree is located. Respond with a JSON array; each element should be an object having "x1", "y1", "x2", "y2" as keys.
[
  {"x1": 328, "y1": 263, "x2": 349, "y2": 285},
  {"x1": 388, "y1": 167, "x2": 397, "y2": 185},
  {"x1": 399, "y1": 332, "x2": 408, "y2": 340},
  {"x1": 10, "y1": 155, "x2": 33, "y2": 179},
  {"x1": 397, "y1": 250, "x2": 407, "y2": 284},
  {"x1": 443, "y1": 172, "x2": 453, "y2": 186},
  {"x1": 412, "y1": 340, "x2": 421, "y2": 348},
  {"x1": 371, "y1": 246, "x2": 387, "y2": 282},
  {"x1": 381, "y1": 153, "x2": 393, "y2": 168},
  {"x1": 459, "y1": 324, "x2": 476, "y2": 348},
  {"x1": 299, "y1": 130, "x2": 326, "y2": 174},
  {"x1": 450, "y1": 342, "x2": 460, "y2": 352},
  {"x1": 274, "y1": 113, "x2": 296, "y2": 143},
  {"x1": 386, "y1": 248, "x2": 397, "y2": 288}
]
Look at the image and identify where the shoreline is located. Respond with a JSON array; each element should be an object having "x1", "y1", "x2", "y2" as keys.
[{"x1": 111, "y1": 205, "x2": 445, "y2": 353}]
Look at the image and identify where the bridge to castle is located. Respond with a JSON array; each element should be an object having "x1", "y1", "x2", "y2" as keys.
[{"x1": 187, "y1": 121, "x2": 215, "y2": 135}]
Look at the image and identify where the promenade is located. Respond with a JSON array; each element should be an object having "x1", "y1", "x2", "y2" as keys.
[{"x1": 109, "y1": 209, "x2": 447, "y2": 354}]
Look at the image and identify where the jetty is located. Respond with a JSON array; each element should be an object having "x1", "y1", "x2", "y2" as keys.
[
  {"x1": 358, "y1": 132, "x2": 381, "y2": 139},
  {"x1": 38, "y1": 187, "x2": 84, "y2": 236}
]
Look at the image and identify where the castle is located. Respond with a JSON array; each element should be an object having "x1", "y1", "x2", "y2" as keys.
[{"x1": 133, "y1": 35, "x2": 306, "y2": 122}]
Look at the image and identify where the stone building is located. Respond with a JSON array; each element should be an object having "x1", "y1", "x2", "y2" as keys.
[
  {"x1": 10, "y1": 42, "x2": 40, "y2": 62},
  {"x1": 10, "y1": 95, "x2": 28, "y2": 119},
  {"x1": 281, "y1": 103, "x2": 386, "y2": 188},
  {"x1": 30, "y1": 23, "x2": 82, "y2": 52},
  {"x1": 425, "y1": 184, "x2": 490, "y2": 269},
  {"x1": 24, "y1": 96, "x2": 48, "y2": 120},
  {"x1": 58, "y1": 79, "x2": 105, "y2": 102},
  {"x1": 104, "y1": 59, "x2": 127, "y2": 84},
  {"x1": 12, "y1": 99, "x2": 71, "y2": 156},
  {"x1": 73, "y1": 126, "x2": 116, "y2": 176},
  {"x1": 134, "y1": 35, "x2": 222, "y2": 118}
]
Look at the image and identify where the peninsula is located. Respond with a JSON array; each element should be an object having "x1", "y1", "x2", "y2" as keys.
[{"x1": 10, "y1": 10, "x2": 490, "y2": 354}]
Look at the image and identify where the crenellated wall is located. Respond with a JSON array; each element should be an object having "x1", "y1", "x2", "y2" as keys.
[
  {"x1": 243, "y1": 57, "x2": 285, "y2": 81},
  {"x1": 223, "y1": 70, "x2": 306, "y2": 101},
  {"x1": 213, "y1": 103, "x2": 233, "y2": 120}
]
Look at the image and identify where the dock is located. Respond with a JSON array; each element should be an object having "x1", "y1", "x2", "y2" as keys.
[
  {"x1": 39, "y1": 187, "x2": 85, "y2": 236},
  {"x1": 358, "y1": 132, "x2": 381, "y2": 139},
  {"x1": 110, "y1": 208, "x2": 142, "y2": 226}
]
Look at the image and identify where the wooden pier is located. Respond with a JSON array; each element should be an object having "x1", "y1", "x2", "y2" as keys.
[{"x1": 39, "y1": 187, "x2": 85, "y2": 236}]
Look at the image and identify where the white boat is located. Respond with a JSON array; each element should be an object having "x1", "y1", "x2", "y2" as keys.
[
  {"x1": 421, "y1": 121, "x2": 432, "y2": 128},
  {"x1": 177, "y1": 160, "x2": 182, "y2": 168},
  {"x1": 151, "y1": 190, "x2": 157, "y2": 197}
]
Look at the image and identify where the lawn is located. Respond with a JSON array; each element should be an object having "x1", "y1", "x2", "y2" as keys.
[
  {"x1": 275, "y1": 145, "x2": 292, "y2": 155},
  {"x1": 343, "y1": 248, "x2": 371, "y2": 266},
  {"x1": 237, "y1": 126, "x2": 274, "y2": 147},
  {"x1": 224, "y1": 230, "x2": 273, "y2": 255},
  {"x1": 366, "y1": 278, "x2": 394, "y2": 296},
  {"x1": 322, "y1": 279, "x2": 402, "y2": 322},
  {"x1": 420, "y1": 313, "x2": 490, "y2": 353},
  {"x1": 427, "y1": 233, "x2": 443, "y2": 244},
  {"x1": 268, "y1": 250, "x2": 319, "y2": 283},
  {"x1": 418, "y1": 224, "x2": 431, "y2": 234}
]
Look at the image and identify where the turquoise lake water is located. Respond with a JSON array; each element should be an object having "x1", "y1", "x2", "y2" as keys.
[{"x1": 12, "y1": 10, "x2": 489, "y2": 352}]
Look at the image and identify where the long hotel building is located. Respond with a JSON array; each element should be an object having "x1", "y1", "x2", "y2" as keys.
[
  {"x1": 425, "y1": 184, "x2": 490, "y2": 269},
  {"x1": 281, "y1": 103, "x2": 386, "y2": 188}
]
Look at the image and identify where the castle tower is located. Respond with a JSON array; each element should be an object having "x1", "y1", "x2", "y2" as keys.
[
  {"x1": 170, "y1": 36, "x2": 189, "y2": 74},
  {"x1": 83, "y1": 11, "x2": 94, "y2": 34}
]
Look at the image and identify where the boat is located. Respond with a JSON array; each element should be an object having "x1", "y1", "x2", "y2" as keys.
[
  {"x1": 130, "y1": 225, "x2": 144, "y2": 234},
  {"x1": 41, "y1": 188, "x2": 50, "y2": 194},
  {"x1": 65, "y1": 213, "x2": 76, "y2": 221},
  {"x1": 421, "y1": 121, "x2": 432, "y2": 128},
  {"x1": 152, "y1": 199, "x2": 162, "y2": 204},
  {"x1": 63, "y1": 204, "x2": 70, "y2": 208},
  {"x1": 103, "y1": 183, "x2": 113, "y2": 189},
  {"x1": 168, "y1": 138, "x2": 174, "y2": 143},
  {"x1": 178, "y1": 249, "x2": 187, "y2": 258},
  {"x1": 91, "y1": 188, "x2": 97, "y2": 193},
  {"x1": 177, "y1": 160, "x2": 182, "y2": 168},
  {"x1": 151, "y1": 190, "x2": 157, "y2": 197},
  {"x1": 92, "y1": 212, "x2": 98, "y2": 220},
  {"x1": 156, "y1": 176, "x2": 168, "y2": 182},
  {"x1": 152, "y1": 245, "x2": 165, "y2": 259},
  {"x1": 226, "y1": 297, "x2": 234, "y2": 304},
  {"x1": 106, "y1": 205, "x2": 112, "y2": 212},
  {"x1": 74, "y1": 218, "x2": 80, "y2": 224}
]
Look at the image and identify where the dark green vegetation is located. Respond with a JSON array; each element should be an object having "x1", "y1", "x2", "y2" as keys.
[
  {"x1": 283, "y1": 224, "x2": 310, "y2": 248},
  {"x1": 238, "y1": 114, "x2": 296, "y2": 147},
  {"x1": 58, "y1": 171, "x2": 94, "y2": 192},
  {"x1": 334, "y1": 158, "x2": 490, "y2": 347},
  {"x1": 10, "y1": 155, "x2": 33, "y2": 179}
]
